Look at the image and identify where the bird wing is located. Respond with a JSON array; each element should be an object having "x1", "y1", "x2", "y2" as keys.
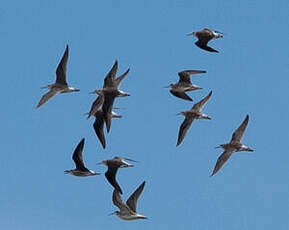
[
  {"x1": 178, "y1": 70, "x2": 206, "y2": 84},
  {"x1": 126, "y1": 181, "x2": 145, "y2": 213},
  {"x1": 113, "y1": 189, "x2": 131, "y2": 212},
  {"x1": 105, "y1": 165, "x2": 123, "y2": 194},
  {"x1": 87, "y1": 95, "x2": 104, "y2": 119},
  {"x1": 177, "y1": 116, "x2": 194, "y2": 146},
  {"x1": 115, "y1": 68, "x2": 130, "y2": 88},
  {"x1": 195, "y1": 40, "x2": 219, "y2": 53},
  {"x1": 192, "y1": 90, "x2": 212, "y2": 111},
  {"x1": 72, "y1": 138, "x2": 88, "y2": 171},
  {"x1": 211, "y1": 149, "x2": 235, "y2": 176},
  {"x1": 36, "y1": 88, "x2": 60, "y2": 108},
  {"x1": 102, "y1": 94, "x2": 116, "y2": 133},
  {"x1": 93, "y1": 112, "x2": 106, "y2": 149},
  {"x1": 103, "y1": 60, "x2": 118, "y2": 88},
  {"x1": 231, "y1": 115, "x2": 249, "y2": 143},
  {"x1": 170, "y1": 89, "x2": 192, "y2": 101},
  {"x1": 55, "y1": 45, "x2": 69, "y2": 85}
]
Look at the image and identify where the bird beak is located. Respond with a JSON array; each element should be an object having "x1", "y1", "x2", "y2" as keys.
[
  {"x1": 96, "y1": 162, "x2": 103, "y2": 165},
  {"x1": 186, "y1": 32, "x2": 194, "y2": 36},
  {"x1": 163, "y1": 85, "x2": 170, "y2": 88},
  {"x1": 108, "y1": 212, "x2": 115, "y2": 216},
  {"x1": 215, "y1": 146, "x2": 221, "y2": 149},
  {"x1": 89, "y1": 91, "x2": 96, "y2": 94},
  {"x1": 176, "y1": 112, "x2": 182, "y2": 116},
  {"x1": 40, "y1": 86, "x2": 47, "y2": 89}
]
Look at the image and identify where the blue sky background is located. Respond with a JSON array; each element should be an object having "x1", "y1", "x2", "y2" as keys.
[{"x1": 1, "y1": 0, "x2": 289, "y2": 229}]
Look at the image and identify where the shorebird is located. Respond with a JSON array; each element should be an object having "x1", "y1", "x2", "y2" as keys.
[
  {"x1": 64, "y1": 138, "x2": 100, "y2": 176},
  {"x1": 211, "y1": 115, "x2": 253, "y2": 176},
  {"x1": 168, "y1": 70, "x2": 206, "y2": 101},
  {"x1": 187, "y1": 28, "x2": 223, "y2": 53},
  {"x1": 111, "y1": 181, "x2": 147, "y2": 220},
  {"x1": 93, "y1": 110, "x2": 122, "y2": 149},
  {"x1": 97, "y1": 156, "x2": 136, "y2": 194},
  {"x1": 90, "y1": 60, "x2": 130, "y2": 132},
  {"x1": 37, "y1": 45, "x2": 80, "y2": 108},
  {"x1": 176, "y1": 91, "x2": 212, "y2": 146}
]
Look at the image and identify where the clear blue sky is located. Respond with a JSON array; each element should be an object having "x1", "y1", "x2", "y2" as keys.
[{"x1": 1, "y1": 0, "x2": 289, "y2": 229}]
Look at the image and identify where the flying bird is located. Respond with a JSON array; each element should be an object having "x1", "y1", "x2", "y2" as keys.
[
  {"x1": 64, "y1": 138, "x2": 100, "y2": 176},
  {"x1": 187, "y1": 28, "x2": 223, "y2": 53},
  {"x1": 90, "y1": 60, "x2": 130, "y2": 132},
  {"x1": 37, "y1": 45, "x2": 80, "y2": 108},
  {"x1": 176, "y1": 91, "x2": 212, "y2": 146},
  {"x1": 110, "y1": 181, "x2": 147, "y2": 220},
  {"x1": 211, "y1": 114, "x2": 254, "y2": 176},
  {"x1": 98, "y1": 156, "x2": 136, "y2": 194},
  {"x1": 93, "y1": 110, "x2": 122, "y2": 149},
  {"x1": 168, "y1": 70, "x2": 206, "y2": 101}
]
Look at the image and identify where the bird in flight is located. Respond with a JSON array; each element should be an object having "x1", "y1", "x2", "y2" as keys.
[
  {"x1": 37, "y1": 45, "x2": 80, "y2": 108},
  {"x1": 187, "y1": 28, "x2": 223, "y2": 53},
  {"x1": 110, "y1": 181, "x2": 147, "y2": 220},
  {"x1": 64, "y1": 138, "x2": 100, "y2": 176},
  {"x1": 97, "y1": 156, "x2": 136, "y2": 194},
  {"x1": 168, "y1": 70, "x2": 206, "y2": 101},
  {"x1": 211, "y1": 114, "x2": 254, "y2": 176},
  {"x1": 176, "y1": 91, "x2": 212, "y2": 146}
]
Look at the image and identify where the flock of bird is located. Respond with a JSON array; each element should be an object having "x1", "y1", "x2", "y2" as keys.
[{"x1": 36, "y1": 28, "x2": 254, "y2": 220}]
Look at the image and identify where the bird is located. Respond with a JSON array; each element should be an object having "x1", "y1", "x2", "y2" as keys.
[
  {"x1": 168, "y1": 70, "x2": 206, "y2": 101},
  {"x1": 64, "y1": 138, "x2": 100, "y2": 176},
  {"x1": 36, "y1": 45, "x2": 80, "y2": 108},
  {"x1": 97, "y1": 156, "x2": 136, "y2": 194},
  {"x1": 176, "y1": 91, "x2": 212, "y2": 146},
  {"x1": 90, "y1": 60, "x2": 130, "y2": 132},
  {"x1": 211, "y1": 114, "x2": 254, "y2": 176},
  {"x1": 93, "y1": 110, "x2": 122, "y2": 149},
  {"x1": 187, "y1": 28, "x2": 223, "y2": 53},
  {"x1": 110, "y1": 181, "x2": 147, "y2": 220}
]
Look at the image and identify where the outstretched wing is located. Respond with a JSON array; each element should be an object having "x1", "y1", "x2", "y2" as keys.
[
  {"x1": 93, "y1": 112, "x2": 106, "y2": 149},
  {"x1": 178, "y1": 70, "x2": 206, "y2": 84},
  {"x1": 170, "y1": 89, "x2": 192, "y2": 101},
  {"x1": 192, "y1": 91, "x2": 212, "y2": 111},
  {"x1": 211, "y1": 149, "x2": 235, "y2": 176},
  {"x1": 195, "y1": 40, "x2": 219, "y2": 53},
  {"x1": 177, "y1": 117, "x2": 194, "y2": 146},
  {"x1": 56, "y1": 45, "x2": 69, "y2": 85},
  {"x1": 103, "y1": 60, "x2": 118, "y2": 88},
  {"x1": 105, "y1": 165, "x2": 123, "y2": 194},
  {"x1": 126, "y1": 181, "x2": 146, "y2": 212},
  {"x1": 115, "y1": 68, "x2": 130, "y2": 88},
  {"x1": 72, "y1": 138, "x2": 88, "y2": 171},
  {"x1": 112, "y1": 189, "x2": 131, "y2": 213},
  {"x1": 231, "y1": 115, "x2": 249, "y2": 143},
  {"x1": 36, "y1": 89, "x2": 60, "y2": 108}
]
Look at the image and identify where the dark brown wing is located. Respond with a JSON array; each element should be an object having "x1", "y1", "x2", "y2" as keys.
[
  {"x1": 126, "y1": 181, "x2": 145, "y2": 212},
  {"x1": 178, "y1": 70, "x2": 206, "y2": 84},
  {"x1": 56, "y1": 45, "x2": 69, "y2": 85},
  {"x1": 177, "y1": 117, "x2": 194, "y2": 146},
  {"x1": 231, "y1": 115, "x2": 249, "y2": 143},
  {"x1": 105, "y1": 165, "x2": 122, "y2": 194},
  {"x1": 103, "y1": 60, "x2": 118, "y2": 88},
  {"x1": 93, "y1": 112, "x2": 106, "y2": 149},
  {"x1": 170, "y1": 89, "x2": 192, "y2": 101},
  {"x1": 192, "y1": 91, "x2": 212, "y2": 111},
  {"x1": 72, "y1": 138, "x2": 88, "y2": 171},
  {"x1": 115, "y1": 68, "x2": 130, "y2": 88},
  {"x1": 211, "y1": 149, "x2": 235, "y2": 176},
  {"x1": 195, "y1": 40, "x2": 219, "y2": 53},
  {"x1": 87, "y1": 95, "x2": 104, "y2": 119},
  {"x1": 102, "y1": 93, "x2": 116, "y2": 133},
  {"x1": 36, "y1": 89, "x2": 59, "y2": 108}
]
